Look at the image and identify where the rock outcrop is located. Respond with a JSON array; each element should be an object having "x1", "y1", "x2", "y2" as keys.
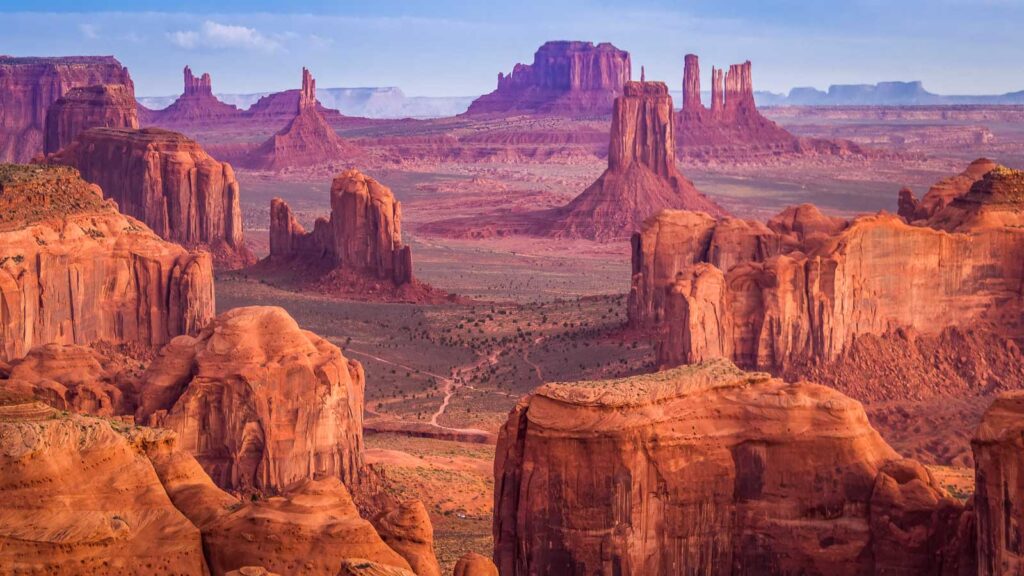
[
  {"x1": 43, "y1": 84, "x2": 138, "y2": 155},
  {"x1": 0, "y1": 55, "x2": 133, "y2": 162},
  {"x1": 0, "y1": 164, "x2": 214, "y2": 361},
  {"x1": 145, "y1": 66, "x2": 243, "y2": 125},
  {"x1": 0, "y1": 399, "x2": 208, "y2": 574},
  {"x1": 244, "y1": 68, "x2": 356, "y2": 170},
  {"x1": 371, "y1": 500, "x2": 442, "y2": 576},
  {"x1": 453, "y1": 553, "x2": 499, "y2": 576},
  {"x1": 898, "y1": 157, "x2": 998, "y2": 221},
  {"x1": 268, "y1": 168, "x2": 413, "y2": 285},
  {"x1": 973, "y1": 391, "x2": 1024, "y2": 575},
  {"x1": 466, "y1": 41, "x2": 631, "y2": 117},
  {"x1": 493, "y1": 360, "x2": 969, "y2": 575},
  {"x1": 544, "y1": 80, "x2": 727, "y2": 240},
  {"x1": 49, "y1": 127, "x2": 254, "y2": 268},
  {"x1": 136, "y1": 306, "x2": 365, "y2": 495}
]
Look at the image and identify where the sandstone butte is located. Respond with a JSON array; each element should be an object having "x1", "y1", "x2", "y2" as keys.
[
  {"x1": 465, "y1": 40, "x2": 631, "y2": 117},
  {"x1": 143, "y1": 66, "x2": 244, "y2": 125},
  {"x1": 264, "y1": 169, "x2": 450, "y2": 305},
  {"x1": 677, "y1": 54, "x2": 866, "y2": 160},
  {"x1": 244, "y1": 67, "x2": 357, "y2": 170},
  {"x1": 0, "y1": 55, "x2": 133, "y2": 162},
  {"x1": 135, "y1": 305, "x2": 365, "y2": 495},
  {"x1": 43, "y1": 83, "x2": 138, "y2": 155},
  {"x1": 493, "y1": 359, "x2": 973, "y2": 575},
  {"x1": 49, "y1": 126, "x2": 255, "y2": 268},
  {"x1": 628, "y1": 160, "x2": 1024, "y2": 388},
  {"x1": 899, "y1": 157, "x2": 999, "y2": 221},
  {"x1": 543, "y1": 79, "x2": 728, "y2": 240},
  {"x1": 0, "y1": 393, "x2": 428, "y2": 575},
  {"x1": 0, "y1": 164, "x2": 214, "y2": 362}
]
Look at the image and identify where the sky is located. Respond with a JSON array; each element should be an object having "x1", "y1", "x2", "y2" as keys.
[{"x1": 1, "y1": 0, "x2": 1022, "y2": 97}]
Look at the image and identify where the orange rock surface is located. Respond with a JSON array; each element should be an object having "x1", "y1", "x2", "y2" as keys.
[
  {"x1": 136, "y1": 306, "x2": 365, "y2": 494},
  {"x1": 372, "y1": 500, "x2": 442, "y2": 576},
  {"x1": 973, "y1": 391, "x2": 1024, "y2": 575},
  {"x1": 49, "y1": 126, "x2": 254, "y2": 268},
  {"x1": 453, "y1": 553, "x2": 498, "y2": 576},
  {"x1": 43, "y1": 83, "x2": 138, "y2": 155},
  {"x1": 0, "y1": 164, "x2": 214, "y2": 361},
  {"x1": 493, "y1": 360, "x2": 968, "y2": 575}
]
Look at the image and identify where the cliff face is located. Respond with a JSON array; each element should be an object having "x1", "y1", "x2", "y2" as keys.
[
  {"x1": 145, "y1": 66, "x2": 243, "y2": 125},
  {"x1": 466, "y1": 41, "x2": 631, "y2": 117},
  {"x1": 136, "y1": 306, "x2": 365, "y2": 495},
  {"x1": 49, "y1": 127, "x2": 254, "y2": 268},
  {"x1": 43, "y1": 84, "x2": 138, "y2": 155},
  {"x1": 269, "y1": 168, "x2": 413, "y2": 285},
  {"x1": 0, "y1": 164, "x2": 214, "y2": 361},
  {"x1": 0, "y1": 56, "x2": 134, "y2": 162},
  {"x1": 545, "y1": 81, "x2": 727, "y2": 240},
  {"x1": 493, "y1": 360, "x2": 968, "y2": 575},
  {"x1": 973, "y1": 391, "x2": 1024, "y2": 576},
  {"x1": 244, "y1": 68, "x2": 356, "y2": 170}
]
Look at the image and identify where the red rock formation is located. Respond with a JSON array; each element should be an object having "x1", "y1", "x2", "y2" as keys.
[
  {"x1": 973, "y1": 391, "x2": 1024, "y2": 575},
  {"x1": 0, "y1": 400, "x2": 208, "y2": 574},
  {"x1": 43, "y1": 84, "x2": 138, "y2": 155},
  {"x1": 0, "y1": 55, "x2": 133, "y2": 162},
  {"x1": 453, "y1": 553, "x2": 499, "y2": 576},
  {"x1": 0, "y1": 164, "x2": 214, "y2": 361},
  {"x1": 466, "y1": 41, "x2": 631, "y2": 117},
  {"x1": 49, "y1": 127, "x2": 254, "y2": 268},
  {"x1": 244, "y1": 68, "x2": 356, "y2": 170},
  {"x1": 147, "y1": 66, "x2": 243, "y2": 124},
  {"x1": 268, "y1": 168, "x2": 413, "y2": 286},
  {"x1": 493, "y1": 360, "x2": 968, "y2": 575},
  {"x1": 136, "y1": 306, "x2": 365, "y2": 494},
  {"x1": 371, "y1": 500, "x2": 442, "y2": 576},
  {"x1": 337, "y1": 560, "x2": 417, "y2": 576},
  {"x1": 898, "y1": 157, "x2": 998, "y2": 221},
  {"x1": 544, "y1": 80, "x2": 727, "y2": 240}
]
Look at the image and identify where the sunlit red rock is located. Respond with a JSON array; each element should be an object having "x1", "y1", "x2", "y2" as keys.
[
  {"x1": 0, "y1": 55, "x2": 133, "y2": 162},
  {"x1": 898, "y1": 157, "x2": 998, "y2": 221},
  {"x1": 49, "y1": 126, "x2": 254, "y2": 268},
  {"x1": 0, "y1": 164, "x2": 214, "y2": 362},
  {"x1": 453, "y1": 553, "x2": 499, "y2": 576},
  {"x1": 973, "y1": 391, "x2": 1024, "y2": 575},
  {"x1": 466, "y1": 41, "x2": 631, "y2": 117},
  {"x1": 43, "y1": 84, "x2": 138, "y2": 155},
  {"x1": 371, "y1": 500, "x2": 442, "y2": 576}
]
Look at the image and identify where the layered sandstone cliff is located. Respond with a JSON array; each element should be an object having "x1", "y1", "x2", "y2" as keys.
[
  {"x1": 244, "y1": 68, "x2": 356, "y2": 170},
  {"x1": 43, "y1": 84, "x2": 138, "y2": 155},
  {"x1": 0, "y1": 164, "x2": 214, "y2": 361},
  {"x1": 136, "y1": 306, "x2": 365, "y2": 494},
  {"x1": 0, "y1": 55, "x2": 133, "y2": 162},
  {"x1": 145, "y1": 66, "x2": 243, "y2": 125},
  {"x1": 493, "y1": 360, "x2": 968, "y2": 575},
  {"x1": 268, "y1": 168, "x2": 413, "y2": 285},
  {"x1": 973, "y1": 391, "x2": 1024, "y2": 575},
  {"x1": 49, "y1": 126, "x2": 254, "y2": 268},
  {"x1": 466, "y1": 41, "x2": 631, "y2": 117},
  {"x1": 544, "y1": 80, "x2": 727, "y2": 240}
]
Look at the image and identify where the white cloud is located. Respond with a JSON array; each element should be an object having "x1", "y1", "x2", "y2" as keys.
[
  {"x1": 79, "y1": 23, "x2": 99, "y2": 39},
  {"x1": 167, "y1": 20, "x2": 281, "y2": 53}
]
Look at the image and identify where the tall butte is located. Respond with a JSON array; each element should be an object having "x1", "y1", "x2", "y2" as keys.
[
  {"x1": 144, "y1": 66, "x2": 242, "y2": 125},
  {"x1": 465, "y1": 41, "x2": 631, "y2": 117},
  {"x1": 43, "y1": 83, "x2": 139, "y2": 155},
  {"x1": 543, "y1": 77, "x2": 727, "y2": 240},
  {"x1": 244, "y1": 67, "x2": 356, "y2": 171}
]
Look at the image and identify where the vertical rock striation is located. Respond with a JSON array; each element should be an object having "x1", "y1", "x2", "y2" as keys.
[
  {"x1": 43, "y1": 84, "x2": 138, "y2": 155},
  {"x1": 973, "y1": 391, "x2": 1024, "y2": 575}
]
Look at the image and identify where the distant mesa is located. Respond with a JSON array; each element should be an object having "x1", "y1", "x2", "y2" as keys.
[
  {"x1": 0, "y1": 55, "x2": 134, "y2": 162},
  {"x1": 48, "y1": 126, "x2": 255, "y2": 268},
  {"x1": 43, "y1": 84, "x2": 138, "y2": 155},
  {"x1": 465, "y1": 40, "x2": 631, "y2": 117},
  {"x1": 543, "y1": 79, "x2": 727, "y2": 239},
  {"x1": 243, "y1": 67, "x2": 358, "y2": 170},
  {"x1": 142, "y1": 66, "x2": 243, "y2": 125}
]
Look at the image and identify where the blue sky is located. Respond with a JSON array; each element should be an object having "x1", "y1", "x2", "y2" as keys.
[{"x1": 1, "y1": 0, "x2": 1022, "y2": 97}]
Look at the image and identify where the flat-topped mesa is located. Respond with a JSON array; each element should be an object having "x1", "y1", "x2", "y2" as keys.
[
  {"x1": 43, "y1": 84, "x2": 138, "y2": 155},
  {"x1": 146, "y1": 66, "x2": 242, "y2": 125},
  {"x1": 268, "y1": 169, "x2": 412, "y2": 285},
  {"x1": 465, "y1": 41, "x2": 631, "y2": 117},
  {"x1": 0, "y1": 164, "x2": 214, "y2": 361},
  {"x1": 543, "y1": 79, "x2": 727, "y2": 240},
  {"x1": 48, "y1": 127, "x2": 254, "y2": 268},
  {"x1": 494, "y1": 359, "x2": 969, "y2": 575},
  {"x1": 0, "y1": 55, "x2": 133, "y2": 162},
  {"x1": 243, "y1": 68, "x2": 356, "y2": 170}
]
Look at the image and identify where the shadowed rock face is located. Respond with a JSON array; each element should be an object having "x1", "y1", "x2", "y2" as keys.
[
  {"x1": 269, "y1": 168, "x2": 413, "y2": 285},
  {"x1": 0, "y1": 164, "x2": 214, "y2": 362},
  {"x1": 544, "y1": 81, "x2": 727, "y2": 240},
  {"x1": 0, "y1": 55, "x2": 133, "y2": 162},
  {"x1": 49, "y1": 126, "x2": 254, "y2": 268},
  {"x1": 973, "y1": 392, "x2": 1024, "y2": 575},
  {"x1": 493, "y1": 360, "x2": 969, "y2": 575},
  {"x1": 466, "y1": 41, "x2": 631, "y2": 117},
  {"x1": 43, "y1": 84, "x2": 138, "y2": 155},
  {"x1": 136, "y1": 306, "x2": 366, "y2": 495}
]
